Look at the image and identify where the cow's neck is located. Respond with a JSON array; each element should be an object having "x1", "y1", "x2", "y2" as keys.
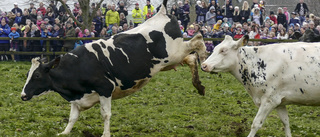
[{"x1": 49, "y1": 69, "x2": 82, "y2": 102}]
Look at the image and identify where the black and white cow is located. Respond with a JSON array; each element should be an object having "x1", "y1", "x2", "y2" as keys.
[{"x1": 21, "y1": 0, "x2": 206, "y2": 136}]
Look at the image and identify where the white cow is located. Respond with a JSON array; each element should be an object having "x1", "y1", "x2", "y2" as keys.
[{"x1": 201, "y1": 35, "x2": 320, "y2": 137}]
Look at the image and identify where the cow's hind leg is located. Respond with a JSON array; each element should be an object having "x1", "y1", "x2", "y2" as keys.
[
  {"x1": 248, "y1": 100, "x2": 277, "y2": 137},
  {"x1": 58, "y1": 103, "x2": 80, "y2": 135},
  {"x1": 100, "y1": 96, "x2": 112, "y2": 137},
  {"x1": 276, "y1": 105, "x2": 292, "y2": 137}
]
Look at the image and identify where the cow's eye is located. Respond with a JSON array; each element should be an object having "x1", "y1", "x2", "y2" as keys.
[
  {"x1": 219, "y1": 48, "x2": 228, "y2": 54},
  {"x1": 34, "y1": 73, "x2": 41, "y2": 79}
]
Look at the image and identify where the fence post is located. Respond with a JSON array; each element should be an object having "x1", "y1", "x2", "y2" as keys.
[{"x1": 46, "y1": 40, "x2": 50, "y2": 60}]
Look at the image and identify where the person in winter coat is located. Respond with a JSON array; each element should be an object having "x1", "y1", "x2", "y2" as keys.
[
  {"x1": 277, "y1": 7, "x2": 287, "y2": 29},
  {"x1": 222, "y1": 0, "x2": 234, "y2": 25},
  {"x1": 8, "y1": 27, "x2": 20, "y2": 51},
  {"x1": 269, "y1": 11, "x2": 277, "y2": 24},
  {"x1": 63, "y1": 22, "x2": 76, "y2": 51},
  {"x1": 117, "y1": 1, "x2": 128, "y2": 17},
  {"x1": 177, "y1": 0, "x2": 190, "y2": 32},
  {"x1": 37, "y1": 2, "x2": 46, "y2": 16},
  {"x1": 195, "y1": 1, "x2": 207, "y2": 24},
  {"x1": 132, "y1": 3, "x2": 144, "y2": 27},
  {"x1": 294, "y1": 0, "x2": 309, "y2": 23},
  {"x1": 143, "y1": 0, "x2": 155, "y2": 19},
  {"x1": 206, "y1": 6, "x2": 216, "y2": 28},
  {"x1": 14, "y1": 12, "x2": 22, "y2": 25},
  {"x1": 170, "y1": 4, "x2": 178, "y2": 19},
  {"x1": 0, "y1": 19, "x2": 11, "y2": 51},
  {"x1": 40, "y1": 27, "x2": 52, "y2": 51},
  {"x1": 106, "y1": 4, "x2": 120, "y2": 29},
  {"x1": 216, "y1": 10, "x2": 224, "y2": 22},
  {"x1": 233, "y1": 6, "x2": 241, "y2": 23},
  {"x1": 51, "y1": 23, "x2": 65, "y2": 51},
  {"x1": 289, "y1": 12, "x2": 300, "y2": 26}
]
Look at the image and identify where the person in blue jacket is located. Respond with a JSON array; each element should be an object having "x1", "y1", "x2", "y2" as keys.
[
  {"x1": 40, "y1": 28, "x2": 52, "y2": 51},
  {"x1": 8, "y1": 27, "x2": 20, "y2": 51},
  {"x1": 0, "y1": 19, "x2": 11, "y2": 61}
]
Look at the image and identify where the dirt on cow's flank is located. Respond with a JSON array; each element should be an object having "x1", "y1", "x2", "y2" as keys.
[{"x1": 1, "y1": 61, "x2": 320, "y2": 137}]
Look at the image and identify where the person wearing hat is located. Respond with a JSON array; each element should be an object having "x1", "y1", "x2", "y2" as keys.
[
  {"x1": 269, "y1": 11, "x2": 277, "y2": 24},
  {"x1": 28, "y1": 3, "x2": 36, "y2": 14},
  {"x1": 206, "y1": 6, "x2": 216, "y2": 27},
  {"x1": 289, "y1": 12, "x2": 300, "y2": 26},
  {"x1": 11, "y1": 3, "x2": 22, "y2": 15},
  {"x1": 143, "y1": 0, "x2": 155, "y2": 19},
  {"x1": 8, "y1": 27, "x2": 20, "y2": 52},
  {"x1": 132, "y1": 2, "x2": 144, "y2": 27}
]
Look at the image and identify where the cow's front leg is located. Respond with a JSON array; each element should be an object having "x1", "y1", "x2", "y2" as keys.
[
  {"x1": 248, "y1": 100, "x2": 277, "y2": 137},
  {"x1": 276, "y1": 105, "x2": 292, "y2": 137},
  {"x1": 100, "y1": 96, "x2": 112, "y2": 137},
  {"x1": 58, "y1": 103, "x2": 80, "y2": 135}
]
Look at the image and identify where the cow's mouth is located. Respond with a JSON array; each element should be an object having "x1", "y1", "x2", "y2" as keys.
[{"x1": 21, "y1": 95, "x2": 31, "y2": 101}]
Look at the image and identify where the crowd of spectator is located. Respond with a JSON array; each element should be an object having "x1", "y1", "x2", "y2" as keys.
[
  {"x1": 173, "y1": 0, "x2": 320, "y2": 53},
  {"x1": 0, "y1": 0, "x2": 319, "y2": 61}
]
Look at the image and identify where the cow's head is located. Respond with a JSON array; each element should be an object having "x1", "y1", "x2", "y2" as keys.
[
  {"x1": 201, "y1": 35, "x2": 249, "y2": 72},
  {"x1": 21, "y1": 57, "x2": 60, "y2": 101}
]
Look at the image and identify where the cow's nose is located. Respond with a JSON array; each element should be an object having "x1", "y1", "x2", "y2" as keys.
[
  {"x1": 21, "y1": 96, "x2": 28, "y2": 101},
  {"x1": 21, "y1": 93, "x2": 28, "y2": 101},
  {"x1": 201, "y1": 64, "x2": 208, "y2": 71}
]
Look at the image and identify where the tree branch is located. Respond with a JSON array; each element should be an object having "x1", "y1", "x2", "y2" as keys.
[{"x1": 56, "y1": 0, "x2": 83, "y2": 28}]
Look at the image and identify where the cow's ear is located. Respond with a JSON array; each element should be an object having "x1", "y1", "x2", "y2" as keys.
[
  {"x1": 44, "y1": 56, "x2": 61, "y2": 72},
  {"x1": 236, "y1": 35, "x2": 249, "y2": 48}
]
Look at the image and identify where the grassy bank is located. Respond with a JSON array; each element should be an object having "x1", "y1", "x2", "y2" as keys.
[{"x1": 0, "y1": 61, "x2": 320, "y2": 137}]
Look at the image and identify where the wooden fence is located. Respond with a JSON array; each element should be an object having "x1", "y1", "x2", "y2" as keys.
[{"x1": 0, "y1": 37, "x2": 299, "y2": 59}]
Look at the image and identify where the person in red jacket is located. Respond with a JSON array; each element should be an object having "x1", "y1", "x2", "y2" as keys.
[
  {"x1": 37, "y1": 2, "x2": 46, "y2": 16},
  {"x1": 234, "y1": 28, "x2": 244, "y2": 39},
  {"x1": 269, "y1": 11, "x2": 277, "y2": 24}
]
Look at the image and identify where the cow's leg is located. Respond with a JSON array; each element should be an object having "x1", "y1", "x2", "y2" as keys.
[
  {"x1": 100, "y1": 96, "x2": 112, "y2": 137},
  {"x1": 58, "y1": 103, "x2": 80, "y2": 135},
  {"x1": 276, "y1": 105, "x2": 292, "y2": 137},
  {"x1": 248, "y1": 101, "x2": 277, "y2": 137}
]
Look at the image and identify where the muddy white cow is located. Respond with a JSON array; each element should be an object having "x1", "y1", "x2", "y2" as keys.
[
  {"x1": 201, "y1": 35, "x2": 320, "y2": 137},
  {"x1": 20, "y1": 0, "x2": 206, "y2": 136}
]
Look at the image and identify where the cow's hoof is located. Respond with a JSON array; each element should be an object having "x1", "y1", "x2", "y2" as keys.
[{"x1": 57, "y1": 132, "x2": 69, "y2": 136}]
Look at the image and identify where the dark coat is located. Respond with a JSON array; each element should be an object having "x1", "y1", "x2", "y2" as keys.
[
  {"x1": 64, "y1": 26, "x2": 76, "y2": 50},
  {"x1": 295, "y1": 3, "x2": 309, "y2": 16},
  {"x1": 240, "y1": 9, "x2": 250, "y2": 23},
  {"x1": 277, "y1": 13, "x2": 287, "y2": 28}
]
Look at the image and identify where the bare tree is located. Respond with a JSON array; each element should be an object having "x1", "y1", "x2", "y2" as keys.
[{"x1": 56, "y1": 0, "x2": 103, "y2": 30}]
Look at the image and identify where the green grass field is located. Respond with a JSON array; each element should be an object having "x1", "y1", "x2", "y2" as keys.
[{"x1": 1, "y1": 61, "x2": 320, "y2": 137}]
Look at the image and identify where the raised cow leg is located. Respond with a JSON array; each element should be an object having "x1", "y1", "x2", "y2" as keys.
[
  {"x1": 100, "y1": 96, "x2": 112, "y2": 137},
  {"x1": 58, "y1": 103, "x2": 80, "y2": 135},
  {"x1": 248, "y1": 101, "x2": 277, "y2": 137},
  {"x1": 276, "y1": 105, "x2": 292, "y2": 137}
]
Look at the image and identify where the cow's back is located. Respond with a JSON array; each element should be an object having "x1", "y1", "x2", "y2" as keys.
[{"x1": 238, "y1": 42, "x2": 320, "y2": 106}]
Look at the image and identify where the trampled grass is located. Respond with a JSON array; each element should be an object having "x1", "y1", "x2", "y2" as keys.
[{"x1": 1, "y1": 61, "x2": 320, "y2": 137}]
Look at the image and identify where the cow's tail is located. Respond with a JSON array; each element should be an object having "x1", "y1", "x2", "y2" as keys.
[
  {"x1": 159, "y1": 0, "x2": 168, "y2": 15},
  {"x1": 163, "y1": 0, "x2": 168, "y2": 9}
]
